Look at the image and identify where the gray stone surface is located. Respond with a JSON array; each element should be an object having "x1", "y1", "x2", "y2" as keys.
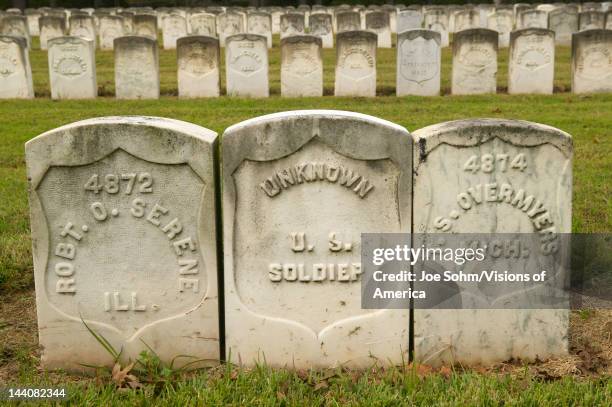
[
  {"x1": 68, "y1": 15, "x2": 96, "y2": 46},
  {"x1": 188, "y1": 13, "x2": 216, "y2": 37},
  {"x1": 217, "y1": 11, "x2": 244, "y2": 47},
  {"x1": 424, "y1": 8, "x2": 449, "y2": 47},
  {"x1": 549, "y1": 8, "x2": 579, "y2": 45},
  {"x1": 133, "y1": 14, "x2": 158, "y2": 39},
  {"x1": 177, "y1": 35, "x2": 220, "y2": 98},
  {"x1": 280, "y1": 13, "x2": 305, "y2": 39},
  {"x1": 451, "y1": 28, "x2": 498, "y2": 95},
  {"x1": 396, "y1": 29, "x2": 441, "y2": 96},
  {"x1": 579, "y1": 11, "x2": 606, "y2": 31},
  {"x1": 412, "y1": 118, "x2": 572, "y2": 366},
  {"x1": 508, "y1": 28, "x2": 555, "y2": 94},
  {"x1": 222, "y1": 110, "x2": 411, "y2": 368},
  {"x1": 397, "y1": 9, "x2": 423, "y2": 32},
  {"x1": 487, "y1": 10, "x2": 514, "y2": 47},
  {"x1": 48, "y1": 36, "x2": 97, "y2": 99},
  {"x1": 518, "y1": 9, "x2": 548, "y2": 28},
  {"x1": 225, "y1": 34, "x2": 269, "y2": 97},
  {"x1": 39, "y1": 16, "x2": 66, "y2": 50},
  {"x1": 114, "y1": 36, "x2": 159, "y2": 99},
  {"x1": 335, "y1": 30, "x2": 377, "y2": 97},
  {"x1": 247, "y1": 12, "x2": 272, "y2": 48},
  {"x1": 0, "y1": 35, "x2": 34, "y2": 98},
  {"x1": 98, "y1": 15, "x2": 124, "y2": 50},
  {"x1": 281, "y1": 35, "x2": 323, "y2": 97},
  {"x1": 0, "y1": 15, "x2": 30, "y2": 48},
  {"x1": 309, "y1": 13, "x2": 333, "y2": 48},
  {"x1": 365, "y1": 11, "x2": 391, "y2": 48},
  {"x1": 162, "y1": 13, "x2": 187, "y2": 50},
  {"x1": 26, "y1": 116, "x2": 220, "y2": 371},
  {"x1": 571, "y1": 29, "x2": 612, "y2": 93},
  {"x1": 336, "y1": 11, "x2": 361, "y2": 32}
]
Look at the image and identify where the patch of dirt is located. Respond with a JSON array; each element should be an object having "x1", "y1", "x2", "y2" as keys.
[{"x1": 0, "y1": 290, "x2": 38, "y2": 382}]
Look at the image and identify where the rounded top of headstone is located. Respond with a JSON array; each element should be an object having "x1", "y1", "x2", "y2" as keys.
[
  {"x1": 336, "y1": 30, "x2": 378, "y2": 41},
  {"x1": 0, "y1": 34, "x2": 27, "y2": 47},
  {"x1": 572, "y1": 28, "x2": 612, "y2": 40},
  {"x1": 412, "y1": 118, "x2": 573, "y2": 159},
  {"x1": 454, "y1": 28, "x2": 499, "y2": 40},
  {"x1": 510, "y1": 27, "x2": 556, "y2": 41},
  {"x1": 280, "y1": 34, "x2": 322, "y2": 47},
  {"x1": 397, "y1": 28, "x2": 442, "y2": 42},
  {"x1": 176, "y1": 34, "x2": 219, "y2": 46},
  {"x1": 226, "y1": 33, "x2": 267, "y2": 44},
  {"x1": 113, "y1": 35, "x2": 157, "y2": 46},
  {"x1": 47, "y1": 35, "x2": 94, "y2": 46}
]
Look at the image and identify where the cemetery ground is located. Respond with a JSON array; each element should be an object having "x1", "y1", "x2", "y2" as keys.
[{"x1": 0, "y1": 35, "x2": 611, "y2": 403}]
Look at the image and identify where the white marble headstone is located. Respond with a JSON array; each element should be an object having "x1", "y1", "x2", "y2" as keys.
[
  {"x1": 98, "y1": 15, "x2": 124, "y2": 50},
  {"x1": 247, "y1": 12, "x2": 272, "y2": 48},
  {"x1": 162, "y1": 13, "x2": 187, "y2": 50},
  {"x1": 48, "y1": 36, "x2": 97, "y2": 99},
  {"x1": 133, "y1": 14, "x2": 158, "y2": 39},
  {"x1": 424, "y1": 9, "x2": 449, "y2": 47},
  {"x1": 26, "y1": 116, "x2": 220, "y2": 371},
  {"x1": 217, "y1": 12, "x2": 244, "y2": 47},
  {"x1": 571, "y1": 29, "x2": 612, "y2": 93},
  {"x1": 335, "y1": 30, "x2": 377, "y2": 97},
  {"x1": 177, "y1": 35, "x2": 220, "y2": 98},
  {"x1": 487, "y1": 10, "x2": 514, "y2": 48},
  {"x1": 451, "y1": 28, "x2": 498, "y2": 95},
  {"x1": 365, "y1": 11, "x2": 391, "y2": 48},
  {"x1": 114, "y1": 36, "x2": 159, "y2": 99},
  {"x1": 548, "y1": 8, "x2": 579, "y2": 45},
  {"x1": 39, "y1": 16, "x2": 66, "y2": 50},
  {"x1": 188, "y1": 12, "x2": 216, "y2": 37},
  {"x1": 508, "y1": 28, "x2": 555, "y2": 94},
  {"x1": 225, "y1": 33, "x2": 269, "y2": 98},
  {"x1": 412, "y1": 119, "x2": 572, "y2": 366},
  {"x1": 280, "y1": 13, "x2": 305, "y2": 39},
  {"x1": 309, "y1": 13, "x2": 333, "y2": 48},
  {"x1": 281, "y1": 35, "x2": 323, "y2": 97},
  {"x1": 397, "y1": 9, "x2": 423, "y2": 32},
  {"x1": 222, "y1": 110, "x2": 411, "y2": 369},
  {"x1": 396, "y1": 29, "x2": 441, "y2": 96},
  {"x1": 0, "y1": 35, "x2": 34, "y2": 99}
]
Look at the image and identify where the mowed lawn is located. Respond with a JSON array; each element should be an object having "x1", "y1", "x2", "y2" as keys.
[{"x1": 0, "y1": 34, "x2": 610, "y2": 403}]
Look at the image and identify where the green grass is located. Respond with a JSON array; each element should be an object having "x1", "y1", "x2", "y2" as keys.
[
  {"x1": 3, "y1": 364, "x2": 611, "y2": 405},
  {"x1": 0, "y1": 34, "x2": 610, "y2": 404}
]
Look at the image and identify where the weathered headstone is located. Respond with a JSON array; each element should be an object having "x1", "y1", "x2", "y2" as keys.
[
  {"x1": 451, "y1": 29, "x2": 498, "y2": 95},
  {"x1": 454, "y1": 9, "x2": 480, "y2": 32},
  {"x1": 188, "y1": 12, "x2": 216, "y2": 37},
  {"x1": 280, "y1": 35, "x2": 323, "y2": 97},
  {"x1": 396, "y1": 29, "x2": 441, "y2": 96},
  {"x1": 335, "y1": 31, "x2": 377, "y2": 97},
  {"x1": 606, "y1": 11, "x2": 612, "y2": 29},
  {"x1": 162, "y1": 13, "x2": 187, "y2": 50},
  {"x1": 548, "y1": 8, "x2": 579, "y2": 45},
  {"x1": 0, "y1": 15, "x2": 30, "y2": 49},
  {"x1": 247, "y1": 12, "x2": 272, "y2": 48},
  {"x1": 412, "y1": 118, "x2": 572, "y2": 366},
  {"x1": 336, "y1": 11, "x2": 361, "y2": 33},
  {"x1": 424, "y1": 8, "x2": 449, "y2": 47},
  {"x1": 25, "y1": 9, "x2": 41, "y2": 36},
  {"x1": 365, "y1": 11, "x2": 392, "y2": 48},
  {"x1": 48, "y1": 36, "x2": 97, "y2": 99},
  {"x1": 579, "y1": 11, "x2": 606, "y2": 31},
  {"x1": 114, "y1": 36, "x2": 159, "y2": 99},
  {"x1": 0, "y1": 35, "x2": 34, "y2": 99},
  {"x1": 280, "y1": 13, "x2": 305, "y2": 39},
  {"x1": 225, "y1": 34, "x2": 268, "y2": 98},
  {"x1": 177, "y1": 35, "x2": 220, "y2": 98},
  {"x1": 397, "y1": 9, "x2": 423, "y2": 32},
  {"x1": 98, "y1": 15, "x2": 124, "y2": 50},
  {"x1": 518, "y1": 9, "x2": 548, "y2": 29},
  {"x1": 133, "y1": 14, "x2": 158, "y2": 39},
  {"x1": 217, "y1": 11, "x2": 244, "y2": 47},
  {"x1": 39, "y1": 16, "x2": 66, "y2": 50},
  {"x1": 487, "y1": 10, "x2": 514, "y2": 48},
  {"x1": 508, "y1": 28, "x2": 555, "y2": 94},
  {"x1": 571, "y1": 29, "x2": 612, "y2": 93},
  {"x1": 309, "y1": 13, "x2": 333, "y2": 48},
  {"x1": 26, "y1": 116, "x2": 220, "y2": 371},
  {"x1": 117, "y1": 11, "x2": 134, "y2": 34},
  {"x1": 222, "y1": 110, "x2": 411, "y2": 368},
  {"x1": 69, "y1": 14, "x2": 96, "y2": 46}
]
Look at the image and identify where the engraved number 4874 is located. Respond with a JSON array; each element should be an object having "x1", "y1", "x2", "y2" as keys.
[
  {"x1": 463, "y1": 153, "x2": 527, "y2": 174},
  {"x1": 84, "y1": 173, "x2": 153, "y2": 194}
]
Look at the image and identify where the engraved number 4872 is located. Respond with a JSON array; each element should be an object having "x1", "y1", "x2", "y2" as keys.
[
  {"x1": 84, "y1": 173, "x2": 153, "y2": 194},
  {"x1": 463, "y1": 153, "x2": 527, "y2": 174}
]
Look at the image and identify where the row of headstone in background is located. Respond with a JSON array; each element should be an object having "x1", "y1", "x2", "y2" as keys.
[
  {"x1": 3, "y1": 29, "x2": 611, "y2": 100},
  {"x1": 3, "y1": 5, "x2": 612, "y2": 51},
  {"x1": 27, "y1": 111, "x2": 572, "y2": 370}
]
